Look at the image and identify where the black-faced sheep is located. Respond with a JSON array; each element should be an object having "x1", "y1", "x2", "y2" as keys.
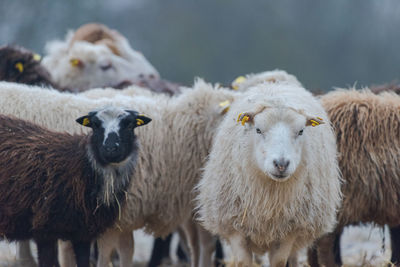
[
  {"x1": 196, "y1": 82, "x2": 341, "y2": 267},
  {"x1": 0, "y1": 106, "x2": 151, "y2": 267},
  {"x1": 307, "y1": 89, "x2": 400, "y2": 267},
  {"x1": 0, "y1": 80, "x2": 237, "y2": 267},
  {"x1": 0, "y1": 45, "x2": 56, "y2": 87}
]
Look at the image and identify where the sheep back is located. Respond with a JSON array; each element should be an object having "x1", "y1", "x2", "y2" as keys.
[{"x1": 321, "y1": 89, "x2": 400, "y2": 226}]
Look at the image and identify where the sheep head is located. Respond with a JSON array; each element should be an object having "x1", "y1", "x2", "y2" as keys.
[{"x1": 236, "y1": 105, "x2": 325, "y2": 182}]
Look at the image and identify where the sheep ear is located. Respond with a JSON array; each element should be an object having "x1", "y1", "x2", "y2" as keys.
[
  {"x1": 135, "y1": 114, "x2": 152, "y2": 127},
  {"x1": 237, "y1": 112, "x2": 254, "y2": 126},
  {"x1": 15, "y1": 62, "x2": 24, "y2": 73},
  {"x1": 33, "y1": 53, "x2": 41, "y2": 61},
  {"x1": 126, "y1": 110, "x2": 152, "y2": 127},
  {"x1": 70, "y1": 58, "x2": 84, "y2": 68},
  {"x1": 236, "y1": 106, "x2": 267, "y2": 126},
  {"x1": 218, "y1": 100, "x2": 231, "y2": 115},
  {"x1": 76, "y1": 115, "x2": 92, "y2": 127},
  {"x1": 306, "y1": 116, "x2": 325, "y2": 127}
]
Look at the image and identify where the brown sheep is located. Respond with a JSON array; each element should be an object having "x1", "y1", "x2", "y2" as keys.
[
  {"x1": 308, "y1": 89, "x2": 400, "y2": 266},
  {"x1": 0, "y1": 107, "x2": 151, "y2": 267},
  {"x1": 0, "y1": 45, "x2": 56, "y2": 88}
]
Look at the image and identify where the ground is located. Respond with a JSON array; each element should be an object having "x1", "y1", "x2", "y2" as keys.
[{"x1": 0, "y1": 225, "x2": 393, "y2": 267}]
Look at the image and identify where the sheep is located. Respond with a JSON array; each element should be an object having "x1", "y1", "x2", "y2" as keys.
[
  {"x1": 0, "y1": 80, "x2": 238, "y2": 267},
  {"x1": 0, "y1": 106, "x2": 151, "y2": 267},
  {"x1": 0, "y1": 45, "x2": 56, "y2": 88},
  {"x1": 231, "y1": 69, "x2": 302, "y2": 91},
  {"x1": 371, "y1": 83, "x2": 400, "y2": 95},
  {"x1": 1, "y1": 45, "x2": 63, "y2": 267},
  {"x1": 307, "y1": 89, "x2": 400, "y2": 267},
  {"x1": 196, "y1": 82, "x2": 341, "y2": 267},
  {"x1": 42, "y1": 23, "x2": 160, "y2": 92}
]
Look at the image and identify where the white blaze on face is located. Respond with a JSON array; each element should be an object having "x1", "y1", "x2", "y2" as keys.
[
  {"x1": 252, "y1": 109, "x2": 306, "y2": 181},
  {"x1": 95, "y1": 107, "x2": 129, "y2": 145}
]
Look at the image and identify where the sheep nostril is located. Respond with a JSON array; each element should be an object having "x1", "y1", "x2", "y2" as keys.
[{"x1": 105, "y1": 146, "x2": 117, "y2": 153}]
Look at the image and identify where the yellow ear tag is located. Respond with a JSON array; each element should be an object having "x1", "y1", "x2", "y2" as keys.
[
  {"x1": 219, "y1": 100, "x2": 230, "y2": 107},
  {"x1": 219, "y1": 100, "x2": 230, "y2": 113},
  {"x1": 241, "y1": 116, "x2": 249, "y2": 126},
  {"x1": 82, "y1": 117, "x2": 90, "y2": 126},
  {"x1": 33, "y1": 53, "x2": 41, "y2": 61},
  {"x1": 15, "y1": 62, "x2": 24, "y2": 73},
  {"x1": 70, "y1": 58, "x2": 81, "y2": 67},
  {"x1": 232, "y1": 76, "x2": 246, "y2": 90},
  {"x1": 309, "y1": 119, "x2": 319, "y2": 127},
  {"x1": 237, "y1": 113, "x2": 243, "y2": 122},
  {"x1": 136, "y1": 118, "x2": 144, "y2": 126}
]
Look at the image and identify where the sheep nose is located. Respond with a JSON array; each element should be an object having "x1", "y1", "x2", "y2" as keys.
[
  {"x1": 273, "y1": 158, "x2": 290, "y2": 173},
  {"x1": 104, "y1": 132, "x2": 120, "y2": 153}
]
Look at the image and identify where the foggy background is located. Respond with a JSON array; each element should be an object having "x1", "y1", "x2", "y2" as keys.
[{"x1": 1, "y1": 0, "x2": 399, "y2": 91}]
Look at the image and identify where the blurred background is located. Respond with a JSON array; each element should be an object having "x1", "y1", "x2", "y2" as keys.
[{"x1": 1, "y1": 0, "x2": 399, "y2": 91}]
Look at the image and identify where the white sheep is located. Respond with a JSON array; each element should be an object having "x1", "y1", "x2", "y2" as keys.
[
  {"x1": 0, "y1": 80, "x2": 238, "y2": 267},
  {"x1": 231, "y1": 69, "x2": 302, "y2": 91},
  {"x1": 196, "y1": 82, "x2": 341, "y2": 267},
  {"x1": 42, "y1": 23, "x2": 159, "y2": 92}
]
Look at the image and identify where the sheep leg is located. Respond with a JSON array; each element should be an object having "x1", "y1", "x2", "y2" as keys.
[
  {"x1": 177, "y1": 227, "x2": 190, "y2": 260},
  {"x1": 287, "y1": 250, "x2": 298, "y2": 267},
  {"x1": 315, "y1": 232, "x2": 340, "y2": 267},
  {"x1": 35, "y1": 238, "x2": 60, "y2": 267},
  {"x1": 228, "y1": 233, "x2": 252, "y2": 267},
  {"x1": 333, "y1": 231, "x2": 342, "y2": 266},
  {"x1": 72, "y1": 240, "x2": 90, "y2": 267},
  {"x1": 390, "y1": 226, "x2": 400, "y2": 266},
  {"x1": 58, "y1": 240, "x2": 76, "y2": 267},
  {"x1": 148, "y1": 235, "x2": 173, "y2": 267},
  {"x1": 268, "y1": 235, "x2": 296, "y2": 267},
  {"x1": 181, "y1": 218, "x2": 200, "y2": 267},
  {"x1": 117, "y1": 230, "x2": 134, "y2": 267},
  {"x1": 197, "y1": 224, "x2": 215, "y2": 267},
  {"x1": 16, "y1": 240, "x2": 37, "y2": 267},
  {"x1": 96, "y1": 227, "x2": 119, "y2": 267},
  {"x1": 215, "y1": 238, "x2": 224, "y2": 266},
  {"x1": 306, "y1": 246, "x2": 319, "y2": 267}
]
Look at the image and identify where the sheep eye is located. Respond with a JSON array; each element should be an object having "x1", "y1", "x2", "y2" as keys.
[
  {"x1": 298, "y1": 129, "x2": 304, "y2": 136},
  {"x1": 256, "y1": 128, "x2": 262, "y2": 134},
  {"x1": 100, "y1": 63, "x2": 112, "y2": 71}
]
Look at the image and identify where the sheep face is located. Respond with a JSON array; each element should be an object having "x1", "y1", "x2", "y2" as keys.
[
  {"x1": 65, "y1": 42, "x2": 132, "y2": 90},
  {"x1": 61, "y1": 41, "x2": 160, "y2": 91},
  {"x1": 0, "y1": 46, "x2": 52, "y2": 86},
  {"x1": 76, "y1": 107, "x2": 151, "y2": 165},
  {"x1": 240, "y1": 107, "x2": 323, "y2": 182}
]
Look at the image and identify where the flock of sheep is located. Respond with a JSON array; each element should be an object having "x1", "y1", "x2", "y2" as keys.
[{"x1": 0, "y1": 22, "x2": 399, "y2": 267}]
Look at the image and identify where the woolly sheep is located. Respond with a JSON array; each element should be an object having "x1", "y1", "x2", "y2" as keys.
[
  {"x1": 307, "y1": 89, "x2": 400, "y2": 267},
  {"x1": 0, "y1": 106, "x2": 151, "y2": 267},
  {"x1": 0, "y1": 80, "x2": 238, "y2": 267},
  {"x1": 42, "y1": 23, "x2": 160, "y2": 92},
  {"x1": 196, "y1": 82, "x2": 341, "y2": 267},
  {"x1": 0, "y1": 45, "x2": 56, "y2": 88},
  {"x1": 231, "y1": 69, "x2": 302, "y2": 91}
]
